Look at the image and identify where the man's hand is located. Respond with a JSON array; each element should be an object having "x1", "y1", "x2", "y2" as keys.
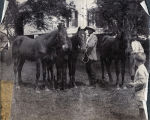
[
  {"x1": 126, "y1": 82, "x2": 135, "y2": 88},
  {"x1": 125, "y1": 47, "x2": 132, "y2": 56}
]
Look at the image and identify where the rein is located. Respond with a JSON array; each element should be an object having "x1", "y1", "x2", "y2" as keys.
[{"x1": 82, "y1": 52, "x2": 89, "y2": 63}]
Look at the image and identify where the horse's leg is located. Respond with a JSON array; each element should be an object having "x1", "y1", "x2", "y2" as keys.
[
  {"x1": 60, "y1": 68, "x2": 64, "y2": 90},
  {"x1": 101, "y1": 57, "x2": 105, "y2": 80},
  {"x1": 114, "y1": 60, "x2": 120, "y2": 89},
  {"x1": 62, "y1": 62, "x2": 67, "y2": 90},
  {"x1": 35, "y1": 59, "x2": 40, "y2": 93},
  {"x1": 47, "y1": 67, "x2": 50, "y2": 82},
  {"x1": 68, "y1": 57, "x2": 73, "y2": 87},
  {"x1": 56, "y1": 66, "x2": 61, "y2": 90},
  {"x1": 69, "y1": 57, "x2": 77, "y2": 88},
  {"x1": 50, "y1": 65, "x2": 55, "y2": 90},
  {"x1": 42, "y1": 61, "x2": 49, "y2": 91},
  {"x1": 14, "y1": 58, "x2": 19, "y2": 88},
  {"x1": 72, "y1": 59, "x2": 77, "y2": 88},
  {"x1": 61, "y1": 64, "x2": 64, "y2": 90},
  {"x1": 17, "y1": 58, "x2": 25, "y2": 85},
  {"x1": 121, "y1": 58, "x2": 126, "y2": 89},
  {"x1": 104, "y1": 58, "x2": 113, "y2": 83}
]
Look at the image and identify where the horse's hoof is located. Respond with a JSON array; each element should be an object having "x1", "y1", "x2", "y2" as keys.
[
  {"x1": 73, "y1": 83, "x2": 77, "y2": 88},
  {"x1": 44, "y1": 86, "x2": 50, "y2": 91},
  {"x1": 35, "y1": 88, "x2": 40, "y2": 93},
  {"x1": 116, "y1": 85, "x2": 120, "y2": 90},
  {"x1": 45, "y1": 88, "x2": 50, "y2": 92},
  {"x1": 95, "y1": 84, "x2": 99, "y2": 88},
  {"x1": 56, "y1": 89, "x2": 60, "y2": 92},
  {"x1": 16, "y1": 85, "x2": 20, "y2": 89},
  {"x1": 60, "y1": 88, "x2": 64, "y2": 91},
  {"x1": 51, "y1": 87, "x2": 55, "y2": 90},
  {"x1": 88, "y1": 85, "x2": 96, "y2": 89},
  {"x1": 122, "y1": 86, "x2": 127, "y2": 90},
  {"x1": 36, "y1": 90, "x2": 41, "y2": 94},
  {"x1": 116, "y1": 87, "x2": 120, "y2": 90}
]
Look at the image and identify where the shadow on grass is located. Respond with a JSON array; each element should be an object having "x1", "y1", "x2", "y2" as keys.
[{"x1": 110, "y1": 111, "x2": 139, "y2": 120}]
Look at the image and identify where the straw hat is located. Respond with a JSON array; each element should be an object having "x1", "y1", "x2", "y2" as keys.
[{"x1": 84, "y1": 26, "x2": 96, "y2": 32}]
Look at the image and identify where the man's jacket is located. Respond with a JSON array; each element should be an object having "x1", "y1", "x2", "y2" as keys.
[{"x1": 86, "y1": 33, "x2": 98, "y2": 61}]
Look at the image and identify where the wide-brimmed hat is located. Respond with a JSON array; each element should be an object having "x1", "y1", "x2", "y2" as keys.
[
  {"x1": 84, "y1": 26, "x2": 96, "y2": 32},
  {"x1": 135, "y1": 53, "x2": 146, "y2": 63}
]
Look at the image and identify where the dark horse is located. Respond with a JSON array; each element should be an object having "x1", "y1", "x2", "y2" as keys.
[
  {"x1": 68, "y1": 27, "x2": 86, "y2": 88},
  {"x1": 97, "y1": 31, "x2": 130, "y2": 89},
  {"x1": 55, "y1": 33, "x2": 72, "y2": 90},
  {"x1": 12, "y1": 24, "x2": 69, "y2": 92}
]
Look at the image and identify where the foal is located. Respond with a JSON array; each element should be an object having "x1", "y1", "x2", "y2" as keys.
[
  {"x1": 12, "y1": 24, "x2": 69, "y2": 92},
  {"x1": 98, "y1": 31, "x2": 130, "y2": 89}
]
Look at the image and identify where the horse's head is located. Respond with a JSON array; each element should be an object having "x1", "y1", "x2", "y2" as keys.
[
  {"x1": 56, "y1": 23, "x2": 70, "y2": 51},
  {"x1": 76, "y1": 27, "x2": 86, "y2": 52}
]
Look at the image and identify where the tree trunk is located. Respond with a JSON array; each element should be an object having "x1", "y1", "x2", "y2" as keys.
[{"x1": 14, "y1": 15, "x2": 24, "y2": 36}]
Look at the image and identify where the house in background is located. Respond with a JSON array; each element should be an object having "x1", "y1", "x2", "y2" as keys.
[
  {"x1": 20, "y1": 1, "x2": 63, "y2": 38},
  {"x1": 66, "y1": 0, "x2": 103, "y2": 36},
  {"x1": 19, "y1": 0, "x2": 79, "y2": 38},
  {"x1": 18, "y1": 0, "x2": 100, "y2": 38}
]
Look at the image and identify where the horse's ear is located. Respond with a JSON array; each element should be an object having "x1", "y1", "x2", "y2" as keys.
[
  {"x1": 57, "y1": 25, "x2": 61, "y2": 31},
  {"x1": 57, "y1": 23, "x2": 64, "y2": 31},
  {"x1": 78, "y1": 27, "x2": 81, "y2": 32}
]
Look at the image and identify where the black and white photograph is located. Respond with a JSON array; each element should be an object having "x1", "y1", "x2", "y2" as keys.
[{"x1": 0, "y1": 0, "x2": 150, "y2": 120}]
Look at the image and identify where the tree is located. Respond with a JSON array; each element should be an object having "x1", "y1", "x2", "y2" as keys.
[
  {"x1": 95, "y1": 0, "x2": 149, "y2": 35},
  {"x1": 3, "y1": 0, "x2": 73, "y2": 36},
  {"x1": 2, "y1": 0, "x2": 18, "y2": 37}
]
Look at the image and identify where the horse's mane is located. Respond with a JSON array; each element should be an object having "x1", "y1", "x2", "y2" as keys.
[
  {"x1": 35, "y1": 30, "x2": 58, "y2": 41},
  {"x1": 71, "y1": 34, "x2": 78, "y2": 40},
  {"x1": 70, "y1": 29, "x2": 83, "y2": 42},
  {"x1": 13, "y1": 36, "x2": 34, "y2": 47},
  {"x1": 70, "y1": 32, "x2": 80, "y2": 48}
]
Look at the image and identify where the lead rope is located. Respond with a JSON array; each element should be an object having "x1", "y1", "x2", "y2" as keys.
[{"x1": 82, "y1": 51, "x2": 89, "y2": 64}]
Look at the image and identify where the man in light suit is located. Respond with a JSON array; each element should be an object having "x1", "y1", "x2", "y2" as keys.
[{"x1": 84, "y1": 26, "x2": 98, "y2": 86}]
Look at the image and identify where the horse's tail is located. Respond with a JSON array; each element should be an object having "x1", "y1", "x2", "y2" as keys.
[{"x1": 12, "y1": 36, "x2": 23, "y2": 59}]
